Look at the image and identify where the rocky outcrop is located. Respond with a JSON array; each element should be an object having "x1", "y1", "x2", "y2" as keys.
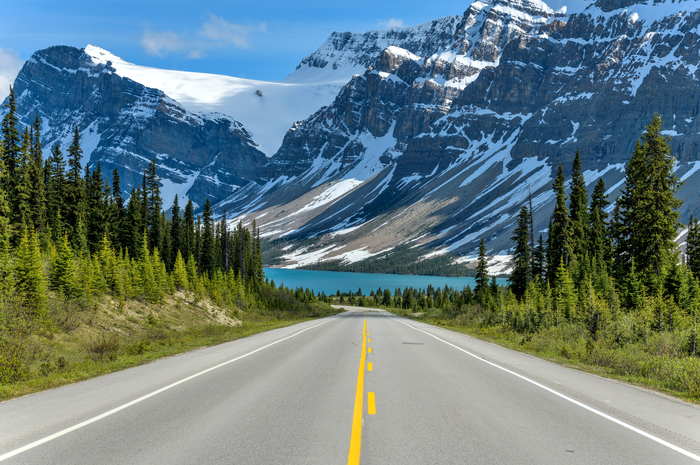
[
  {"x1": 4, "y1": 45, "x2": 267, "y2": 208},
  {"x1": 218, "y1": 0, "x2": 700, "y2": 267}
]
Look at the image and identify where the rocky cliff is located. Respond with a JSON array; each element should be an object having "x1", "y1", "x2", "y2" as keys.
[
  {"x1": 4, "y1": 45, "x2": 267, "y2": 208},
  {"x1": 218, "y1": 0, "x2": 700, "y2": 269}
]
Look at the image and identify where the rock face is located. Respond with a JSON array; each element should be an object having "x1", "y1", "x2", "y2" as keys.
[
  {"x1": 4, "y1": 45, "x2": 267, "y2": 208},
  {"x1": 218, "y1": 0, "x2": 700, "y2": 268}
]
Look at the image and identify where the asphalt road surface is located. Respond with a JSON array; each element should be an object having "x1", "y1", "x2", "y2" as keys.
[{"x1": 1, "y1": 306, "x2": 700, "y2": 464}]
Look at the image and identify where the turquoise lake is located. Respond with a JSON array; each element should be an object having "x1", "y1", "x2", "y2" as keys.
[{"x1": 263, "y1": 268, "x2": 508, "y2": 296}]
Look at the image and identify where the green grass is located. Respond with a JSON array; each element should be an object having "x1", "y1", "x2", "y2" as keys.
[{"x1": 0, "y1": 294, "x2": 340, "y2": 401}]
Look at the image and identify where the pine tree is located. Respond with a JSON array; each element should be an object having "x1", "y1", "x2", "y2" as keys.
[
  {"x1": 474, "y1": 238, "x2": 489, "y2": 298},
  {"x1": 509, "y1": 205, "x2": 531, "y2": 299},
  {"x1": 569, "y1": 151, "x2": 589, "y2": 263},
  {"x1": 612, "y1": 114, "x2": 683, "y2": 289},
  {"x1": 548, "y1": 163, "x2": 573, "y2": 283}
]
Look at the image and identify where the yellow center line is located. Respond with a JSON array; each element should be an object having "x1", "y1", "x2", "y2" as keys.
[
  {"x1": 368, "y1": 392, "x2": 376, "y2": 415},
  {"x1": 367, "y1": 362, "x2": 373, "y2": 371},
  {"x1": 368, "y1": 347, "x2": 372, "y2": 354},
  {"x1": 348, "y1": 319, "x2": 367, "y2": 465}
]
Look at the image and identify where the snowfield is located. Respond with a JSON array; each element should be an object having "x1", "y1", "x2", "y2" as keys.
[{"x1": 85, "y1": 45, "x2": 362, "y2": 157}]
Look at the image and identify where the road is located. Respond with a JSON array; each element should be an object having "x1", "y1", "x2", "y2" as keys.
[{"x1": 1, "y1": 306, "x2": 700, "y2": 464}]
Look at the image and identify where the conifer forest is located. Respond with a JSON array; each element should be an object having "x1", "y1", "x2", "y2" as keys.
[{"x1": 0, "y1": 87, "x2": 333, "y2": 390}]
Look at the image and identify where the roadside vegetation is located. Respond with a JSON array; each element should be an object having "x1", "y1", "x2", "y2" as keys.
[
  {"x1": 324, "y1": 116, "x2": 700, "y2": 401},
  {"x1": 0, "y1": 86, "x2": 336, "y2": 399}
]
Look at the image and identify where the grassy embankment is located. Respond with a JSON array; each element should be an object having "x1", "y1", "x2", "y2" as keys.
[
  {"x1": 334, "y1": 298, "x2": 700, "y2": 402},
  {"x1": 0, "y1": 290, "x2": 338, "y2": 401}
]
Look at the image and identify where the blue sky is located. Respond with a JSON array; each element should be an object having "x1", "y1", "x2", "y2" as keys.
[{"x1": 0, "y1": 0, "x2": 470, "y2": 92}]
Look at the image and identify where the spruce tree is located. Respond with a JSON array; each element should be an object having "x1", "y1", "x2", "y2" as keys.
[
  {"x1": 612, "y1": 114, "x2": 683, "y2": 288},
  {"x1": 51, "y1": 234, "x2": 83, "y2": 299},
  {"x1": 548, "y1": 164, "x2": 573, "y2": 283},
  {"x1": 509, "y1": 205, "x2": 531, "y2": 299},
  {"x1": 65, "y1": 127, "x2": 84, "y2": 239},
  {"x1": 14, "y1": 228, "x2": 48, "y2": 316},
  {"x1": 531, "y1": 234, "x2": 546, "y2": 282},
  {"x1": 29, "y1": 116, "x2": 47, "y2": 238},
  {"x1": 687, "y1": 216, "x2": 700, "y2": 278},
  {"x1": 200, "y1": 198, "x2": 214, "y2": 276},
  {"x1": 110, "y1": 168, "x2": 125, "y2": 249},
  {"x1": 474, "y1": 238, "x2": 489, "y2": 298},
  {"x1": 171, "y1": 194, "x2": 181, "y2": 264},
  {"x1": 1, "y1": 86, "x2": 20, "y2": 210},
  {"x1": 47, "y1": 144, "x2": 66, "y2": 241},
  {"x1": 183, "y1": 199, "x2": 194, "y2": 260},
  {"x1": 145, "y1": 159, "x2": 162, "y2": 252},
  {"x1": 588, "y1": 178, "x2": 612, "y2": 268},
  {"x1": 569, "y1": 151, "x2": 589, "y2": 263}
]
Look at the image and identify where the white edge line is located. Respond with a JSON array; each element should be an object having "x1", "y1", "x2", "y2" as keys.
[
  {"x1": 0, "y1": 315, "x2": 342, "y2": 462},
  {"x1": 388, "y1": 315, "x2": 700, "y2": 463}
]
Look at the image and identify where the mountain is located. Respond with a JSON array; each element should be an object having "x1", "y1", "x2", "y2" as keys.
[
  {"x1": 216, "y1": 0, "x2": 700, "y2": 270},
  {"x1": 2, "y1": 44, "x2": 357, "y2": 208},
  {"x1": 6, "y1": 0, "x2": 700, "y2": 272}
]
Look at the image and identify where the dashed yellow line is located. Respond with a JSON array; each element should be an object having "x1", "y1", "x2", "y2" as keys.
[
  {"x1": 368, "y1": 347, "x2": 372, "y2": 354},
  {"x1": 368, "y1": 392, "x2": 376, "y2": 415},
  {"x1": 367, "y1": 362, "x2": 373, "y2": 371}
]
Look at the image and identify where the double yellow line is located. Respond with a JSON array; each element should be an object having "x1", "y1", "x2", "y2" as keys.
[{"x1": 348, "y1": 319, "x2": 368, "y2": 464}]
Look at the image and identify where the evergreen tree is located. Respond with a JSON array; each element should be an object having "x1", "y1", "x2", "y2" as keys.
[
  {"x1": 509, "y1": 205, "x2": 531, "y2": 299},
  {"x1": 13, "y1": 228, "x2": 47, "y2": 316},
  {"x1": 171, "y1": 194, "x2": 182, "y2": 264},
  {"x1": 51, "y1": 234, "x2": 83, "y2": 299},
  {"x1": 172, "y1": 250, "x2": 189, "y2": 290},
  {"x1": 183, "y1": 199, "x2": 194, "y2": 261},
  {"x1": 14, "y1": 128, "x2": 32, "y2": 233},
  {"x1": 474, "y1": 238, "x2": 489, "y2": 298},
  {"x1": 531, "y1": 234, "x2": 546, "y2": 282},
  {"x1": 588, "y1": 178, "x2": 612, "y2": 268},
  {"x1": 1, "y1": 86, "x2": 20, "y2": 218},
  {"x1": 65, "y1": 127, "x2": 84, "y2": 239},
  {"x1": 612, "y1": 114, "x2": 683, "y2": 288},
  {"x1": 548, "y1": 164, "x2": 573, "y2": 283},
  {"x1": 200, "y1": 198, "x2": 214, "y2": 276},
  {"x1": 28, "y1": 116, "x2": 47, "y2": 238},
  {"x1": 110, "y1": 168, "x2": 125, "y2": 250},
  {"x1": 687, "y1": 216, "x2": 700, "y2": 277},
  {"x1": 47, "y1": 144, "x2": 66, "y2": 241},
  {"x1": 145, "y1": 159, "x2": 162, "y2": 252},
  {"x1": 569, "y1": 151, "x2": 589, "y2": 263}
]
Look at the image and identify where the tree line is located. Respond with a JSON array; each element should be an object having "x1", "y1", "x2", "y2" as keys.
[{"x1": 0, "y1": 86, "x2": 266, "y2": 316}]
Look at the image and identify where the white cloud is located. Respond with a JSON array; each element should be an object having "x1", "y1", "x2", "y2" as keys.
[
  {"x1": 0, "y1": 47, "x2": 24, "y2": 98},
  {"x1": 378, "y1": 18, "x2": 405, "y2": 29},
  {"x1": 141, "y1": 29, "x2": 197, "y2": 58},
  {"x1": 140, "y1": 14, "x2": 267, "y2": 58},
  {"x1": 200, "y1": 14, "x2": 266, "y2": 49}
]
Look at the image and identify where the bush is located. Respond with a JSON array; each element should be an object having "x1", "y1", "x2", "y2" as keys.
[{"x1": 86, "y1": 334, "x2": 120, "y2": 361}]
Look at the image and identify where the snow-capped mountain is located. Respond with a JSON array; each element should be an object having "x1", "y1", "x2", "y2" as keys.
[
  {"x1": 2, "y1": 43, "x2": 359, "y2": 208},
  {"x1": 218, "y1": 0, "x2": 700, "y2": 268},
  {"x1": 6, "y1": 0, "x2": 700, "y2": 270}
]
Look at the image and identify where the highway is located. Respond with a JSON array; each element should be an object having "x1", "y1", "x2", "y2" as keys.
[{"x1": 1, "y1": 306, "x2": 700, "y2": 464}]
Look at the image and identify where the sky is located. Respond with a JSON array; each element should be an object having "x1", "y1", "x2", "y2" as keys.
[{"x1": 0, "y1": 0, "x2": 473, "y2": 93}]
